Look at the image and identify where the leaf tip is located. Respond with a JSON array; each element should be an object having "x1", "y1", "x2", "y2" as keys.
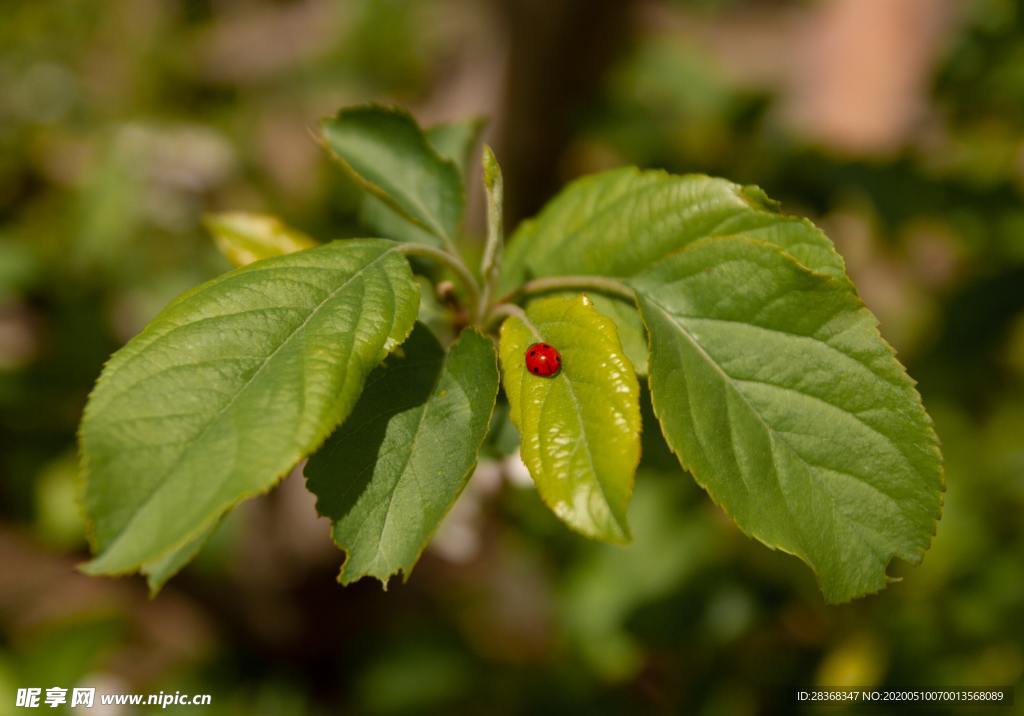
[
  {"x1": 738, "y1": 183, "x2": 782, "y2": 212},
  {"x1": 482, "y1": 144, "x2": 502, "y2": 190},
  {"x1": 145, "y1": 578, "x2": 165, "y2": 600},
  {"x1": 76, "y1": 556, "x2": 113, "y2": 578}
]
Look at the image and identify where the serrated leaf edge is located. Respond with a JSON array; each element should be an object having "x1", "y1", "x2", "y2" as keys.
[
  {"x1": 632, "y1": 236, "x2": 944, "y2": 603},
  {"x1": 501, "y1": 294, "x2": 641, "y2": 544},
  {"x1": 77, "y1": 242, "x2": 419, "y2": 577},
  {"x1": 317, "y1": 104, "x2": 465, "y2": 245},
  {"x1": 317, "y1": 328, "x2": 500, "y2": 589}
]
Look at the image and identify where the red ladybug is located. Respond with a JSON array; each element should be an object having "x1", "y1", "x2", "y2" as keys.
[{"x1": 525, "y1": 342, "x2": 561, "y2": 377}]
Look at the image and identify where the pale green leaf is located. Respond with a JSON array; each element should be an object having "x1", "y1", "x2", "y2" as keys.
[
  {"x1": 80, "y1": 239, "x2": 419, "y2": 576},
  {"x1": 305, "y1": 324, "x2": 498, "y2": 585},
  {"x1": 320, "y1": 106, "x2": 463, "y2": 247},
  {"x1": 500, "y1": 167, "x2": 847, "y2": 295},
  {"x1": 203, "y1": 212, "x2": 316, "y2": 268},
  {"x1": 499, "y1": 294, "x2": 641, "y2": 542},
  {"x1": 630, "y1": 237, "x2": 943, "y2": 602}
]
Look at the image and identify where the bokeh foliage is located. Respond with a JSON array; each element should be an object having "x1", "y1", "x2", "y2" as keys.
[{"x1": 1, "y1": 0, "x2": 1022, "y2": 713}]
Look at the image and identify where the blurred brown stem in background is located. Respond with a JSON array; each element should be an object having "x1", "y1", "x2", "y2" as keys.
[{"x1": 497, "y1": 0, "x2": 637, "y2": 223}]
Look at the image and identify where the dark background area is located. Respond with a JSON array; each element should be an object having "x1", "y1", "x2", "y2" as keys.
[{"x1": 1, "y1": 0, "x2": 1022, "y2": 713}]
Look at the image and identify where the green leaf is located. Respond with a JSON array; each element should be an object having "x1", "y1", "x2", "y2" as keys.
[
  {"x1": 500, "y1": 167, "x2": 848, "y2": 295},
  {"x1": 630, "y1": 237, "x2": 943, "y2": 602},
  {"x1": 479, "y1": 145, "x2": 504, "y2": 310},
  {"x1": 305, "y1": 324, "x2": 499, "y2": 585},
  {"x1": 482, "y1": 144, "x2": 502, "y2": 192},
  {"x1": 320, "y1": 106, "x2": 464, "y2": 248},
  {"x1": 360, "y1": 196, "x2": 440, "y2": 248},
  {"x1": 499, "y1": 294, "x2": 641, "y2": 543},
  {"x1": 79, "y1": 239, "x2": 419, "y2": 576},
  {"x1": 358, "y1": 118, "x2": 483, "y2": 247},
  {"x1": 203, "y1": 212, "x2": 316, "y2": 268}
]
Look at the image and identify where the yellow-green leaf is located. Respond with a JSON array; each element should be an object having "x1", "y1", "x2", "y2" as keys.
[
  {"x1": 203, "y1": 212, "x2": 316, "y2": 267},
  {"x1": 499, "y1": 294, "x2": 641, "y2": 543}
]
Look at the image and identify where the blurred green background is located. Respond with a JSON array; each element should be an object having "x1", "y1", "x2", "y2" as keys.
[{"x1": 1, "y1": 0, "x2": 1023, "y2": 713}]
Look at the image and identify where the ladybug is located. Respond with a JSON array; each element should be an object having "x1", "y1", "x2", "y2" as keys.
[{"x1": 525, "y1": 342, "x2": 561, "y2": 377}]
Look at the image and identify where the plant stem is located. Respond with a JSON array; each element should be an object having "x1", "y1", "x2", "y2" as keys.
[
  {"x1": 501, "y1": 275, "x2": 636, "y2": 304},
  {"x1": 398, "y1": 243, "x2": 481, "y2": 318},
  {"x1": 477, "y1": 145, "x2": 504, "y2": 319},
  {"x1": 485, "y1": 302, "x2": 542, "y2": 339}
]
